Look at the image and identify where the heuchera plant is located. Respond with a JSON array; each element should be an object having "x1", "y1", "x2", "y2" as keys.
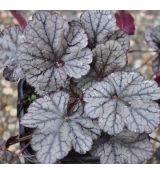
[{"x1": 0, "y1": 10, "x2": 160, "y2": 164}]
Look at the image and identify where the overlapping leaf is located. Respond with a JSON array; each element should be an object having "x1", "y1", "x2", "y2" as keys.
[
  {"x1": 80, "y1": 10, "x2": 116, "y2": 47},
  {"x1": 71, "y1": 69, "x2": 98, "y2": 97},
  {"x1": 152, "y1": 55, "x2": 160, "y2": 75},
  {"x1": 0, "y1": 25, "x2": 24, "y2": 81},
  {"x1": 84, "y1": 71, "x2": 160, "y2": 135},
  {"x1": 18, "y1": 11, "x2": 92, "y2": 95},
  {"x1": 91, "y1": 129, "x2": 153, "y2": 164},
  {"x1": 21, "y1": 91, "x2": 100, "y2": 163},
  {"x1": 3, "y1": 61, "x2": 24, "y2": 82},
  {"x1": 93, "y1": 40, "x2": 127, "y2": 78},
  {"x1": 104, "y1": 30, "x2": 130, "y2": 52},
  {"x1": 115, "y1": 11, "x2": 135, "y2": 35},
  {"x1": 145, "y1": 26, "x2": 160, "y2": 50}
]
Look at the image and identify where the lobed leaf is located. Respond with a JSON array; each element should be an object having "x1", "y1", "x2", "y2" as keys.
[
  {"x1": 93, "y1": 40, "x2": 127, "y2": 78},
  {"x1": 80, "y1": 10, "x2": 116, "y2": 47},
  {"x1": 145, "y1": 26, "x2": 160, "y2": 50},
  {"x1": 18, "y1": 11, "x2": 92, "y2": 95},
  {"x1": 91, "y1": 129, "x2": 153, "y2": 164},
  {"x1": 84, "y1": 71, "x2": 160, "y2": 135},
  {"x1": 0, "y1": 25, "x2": 24, "y2": 81},
  {"x1": 104, "y1": 29, "x2": 130, "y2": 52},
  {"x1": 21, "y1": 91, "x2": 100, "y2": 163}
]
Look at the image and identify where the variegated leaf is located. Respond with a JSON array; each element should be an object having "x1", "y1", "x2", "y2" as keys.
[
  {"x1": 145, "y1": 26, "x2": 160, "y2": 50},
  {"x1": 67, "y1": 25, "x2": 88, "y2": 50},
  {"x1": 21, "y1": 91, "x2": 100, "y2": 163},
  {"x1": 91, "y1": 129, "x2": 153, "y2": 164},
  {"x1": 152, "y1": 55, "x2": 160, "y2": 75},
  {"x1": 104, "y1": 30, "x2": 130, "y2": 52},
  {"x1": 3, "y1": 62, "x2": 24, "y2": 82},
  {"x1": 80, "y1": 10, "x2": 116, "y2": 47},
  {"x1": 61, "y1": 48, "x2": 92, "y2": 79},
  {"x1": 18, "y1": 11, "x2": 92, "y2": 95},
  {"x1": 0, "y1": 25, "x2": 24, "y2": 81},
  {"x1": 31, "y1": 125, "x2": 72, "y2": 164},
  {"x1": 93, "y1": 40, "x2": 127, "y2": 78},
  {"x1": 84, "y1": 71, "x2": 160, "y2": 135}
]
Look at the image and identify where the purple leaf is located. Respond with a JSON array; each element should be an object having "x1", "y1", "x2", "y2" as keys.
[
  {"x1": 154, "y1": 74, "x2": 160, "y2": 87},
  {"x1": 115, "y1": 10, "x2": 135, "y2": 35},
  {"x1": 10, "y1": 10, "x2": 27, "y2": 30}
]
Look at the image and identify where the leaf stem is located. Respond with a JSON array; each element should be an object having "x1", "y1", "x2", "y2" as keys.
[{"x1": 10, "y1": 10, "x2": 27, "y2": 29}]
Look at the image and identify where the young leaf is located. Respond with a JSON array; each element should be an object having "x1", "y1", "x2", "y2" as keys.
[
  {"x1": 21, "y1": 91, "x2": 100, "y2": 163},
  {"x1": 80, "y1": 10, "x2": 116, "y2": 47},
  {"x1": 115, "y1": 11, "x2": 135, "y2": 35},
  {"x1": 71, "y1": 69, "x2": 97, "y2": 97},
  {"x1": 84, "y1": 71, "x2": 160, "y2": 135},
  {"x1": 91, "y1": 129, "x2": 153, "y2": 164},
  {"x1": 0, "y1": 25, "x2": 24, "y2": 81},
  {"x1": 18, "y1": 11, "x2": 92, "y2": 95},
  {"x1": 93, "y1": 40, "x2": 127, "y2": 78},
  {"x1": 104, "y1": 29, "x2": 130, "y2": 52}
]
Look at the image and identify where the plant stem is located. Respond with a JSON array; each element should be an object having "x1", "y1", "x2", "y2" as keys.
[
  {"x1": 149, "y1": 136, "x2": 160, "y2": 144},
  {"x1": 9, "y1": 142, "x2": 31, "y2": 164},
  {"x1": 10, "y1": 10, "x2": 27, "y2": 29},
  {"x1": 134, "y1": 58, "x2": 152, "y2": 70},
  {"x1": 128, "y1": 49, "x2": 158, "y2": 53},
  {"x1": 18, "y1": 135, "x2": 32, "y2": 142},
  {"x1": 7, "y1": 135, "x2": 32, "y2": 147}
]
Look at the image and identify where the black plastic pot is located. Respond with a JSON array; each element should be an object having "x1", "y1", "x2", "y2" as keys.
[{"x1": 17, "y1": 79, "x2": 100, "y2": 164}]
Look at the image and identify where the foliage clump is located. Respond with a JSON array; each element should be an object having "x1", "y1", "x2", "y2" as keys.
[{"x1": 0, "y1": 10, "x2": 160, "y2": 164}]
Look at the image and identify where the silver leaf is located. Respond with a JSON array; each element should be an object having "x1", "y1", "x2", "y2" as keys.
[
  {"x1": 18, "y1": 11, "x2": 92, "y2": 95},
  {"x1": 84, "y1": 71, "x2": 160, "y2": 135},
  {"x1": 91, "y1": 129, "x2": 153, "y2": 164},
  {"x1": 93, "y1": 40, "x2": 127, "y2": 77},
  {"x1": 152, "y1": 55, "x2": 160, "y2": 75},
  {"x1": 145, "y1": 26, "x2": 160, "y2": 50},
  {"x1": 0, "y1": 25, "x2": 24, "y2": 81},
  {"x1": 21, "y1": 91, "x2": 100, "y2": 163},
  {"x1": 104, "y1": 29, "x2": 130, "y2": 52},
  {"x1": 80, "y1": 10, "x2": 116, "y2": 47}
]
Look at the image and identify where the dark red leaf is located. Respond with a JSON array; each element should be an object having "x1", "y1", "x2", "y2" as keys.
[
  {"x1": 115, "y1": 10, "x2": 135, "y2": 35},
  {"x1": 10, "y1": 10, "x2": 27, "y2": 30},
  {"x1": 154, "y1": 74, "x2": 160, "y2": 87}
]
